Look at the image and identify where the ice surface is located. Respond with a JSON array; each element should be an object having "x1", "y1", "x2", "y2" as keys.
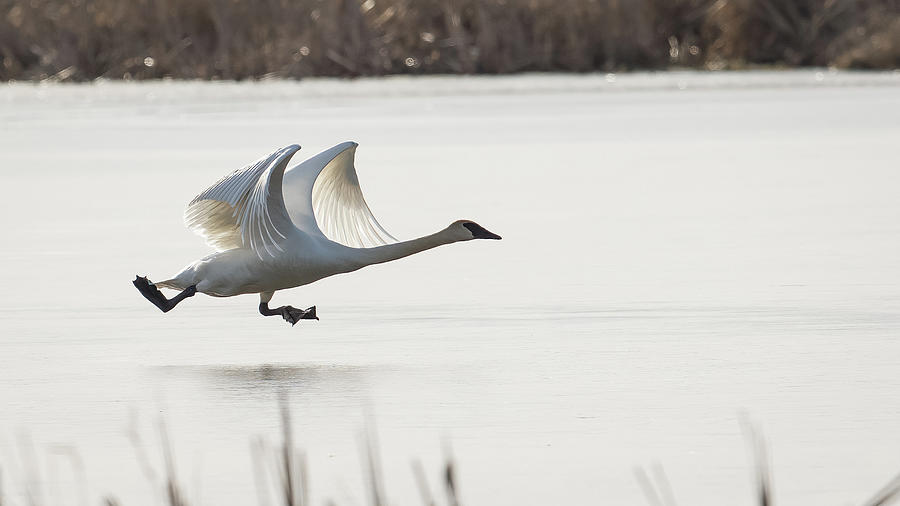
[{"x1": 1, "y1": 70, "x2": 899, "y2": 505}]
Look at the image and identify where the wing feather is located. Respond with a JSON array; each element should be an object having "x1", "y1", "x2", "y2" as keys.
[
  {"x1": 184, "y1": 144, "x2": 300, "y2": 258},
  {"x1": 282, "y1": 142, "x2": 395, "y2": 249}
]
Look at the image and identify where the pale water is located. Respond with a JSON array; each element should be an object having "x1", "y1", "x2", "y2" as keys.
[{"x1": 1, "y1": 71, "x2": 899, "y2": 505}]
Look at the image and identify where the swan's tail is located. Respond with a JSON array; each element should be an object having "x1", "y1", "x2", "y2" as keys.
[
  {"x1": 150, "y1": 260, "x2": 201, "y2": 292},
  {"x1": 153, "y1": 278, "x2": 186, "y2": 291}
]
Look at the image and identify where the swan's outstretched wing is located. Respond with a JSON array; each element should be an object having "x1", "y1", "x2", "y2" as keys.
[
  {"x1": 184, "y1": 144, "x2": 301, "y2": 258},
  {"x1": 282, "y1": 142, "x2": 395, "y2": 248}
]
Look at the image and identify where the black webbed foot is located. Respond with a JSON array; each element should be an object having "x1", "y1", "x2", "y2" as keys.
[
  {"x1": 133, "y1": 275, "x2": 196, "y2": 313},
  {"x1": 133, "y1": 275, "x2": 171, "y2": 312},
  {"x1": 260, "y1": 302, "x2": 318, "y2": 326},
  {"x1": 281, "y1": 305, "x2": 318, "y2": 326}
]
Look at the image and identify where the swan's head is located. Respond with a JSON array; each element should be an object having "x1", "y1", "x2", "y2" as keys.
[{"x1": 449, "y1": 220, "x2": 502, "y2": 241}]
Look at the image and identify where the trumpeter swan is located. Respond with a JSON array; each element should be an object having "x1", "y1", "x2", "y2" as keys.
[{"x1": 133, "y1": 142, "x2": 500, "y2": 325}]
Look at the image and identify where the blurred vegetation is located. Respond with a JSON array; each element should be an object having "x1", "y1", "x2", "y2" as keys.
[
  {"x1": 0, "y1": 0, "x2": 897, "y2": 81},
  {"x1": 4, "y1": 404, "x2": 900, "y2": 506}
]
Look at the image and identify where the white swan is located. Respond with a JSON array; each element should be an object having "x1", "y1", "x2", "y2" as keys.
[{"x1": 133, "y1": 142, "x2": 500, "y2": 324}]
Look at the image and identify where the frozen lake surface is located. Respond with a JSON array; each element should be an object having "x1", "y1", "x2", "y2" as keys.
[{"x1": 1, "y1": 70, "x2": 899, "y2": 505}]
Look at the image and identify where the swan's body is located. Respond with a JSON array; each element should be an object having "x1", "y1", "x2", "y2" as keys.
[
  {"x1": 134, "y1": 142, "x2": 500, "y2": 324},
  {"x1": 160, "y1": 225, "x2": 463, "y2": 297}
]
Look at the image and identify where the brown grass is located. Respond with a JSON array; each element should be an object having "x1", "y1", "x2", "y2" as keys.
[{"x1": 0, "y1": 0, "x2": 897, "y2": 81}]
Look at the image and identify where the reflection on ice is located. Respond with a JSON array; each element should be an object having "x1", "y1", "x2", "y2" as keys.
[{"x1": 150, "y1": 364, "x2": 372, "y2": 400}]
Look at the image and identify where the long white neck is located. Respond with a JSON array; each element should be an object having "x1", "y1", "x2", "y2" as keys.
[{"x1": 353, "y1": 227, "x2": 459, "y2": 268}]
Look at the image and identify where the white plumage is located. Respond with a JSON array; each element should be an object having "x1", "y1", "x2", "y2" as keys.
[
  {"x1": 136, "y1": 141, "x2": 500, "y2": 324},
  {"x1": 185, "y1": 144, "x2": 299, "y2": 257},
  {"x1": 285, "y1": 141, "x2": 396, "y2": 248}
]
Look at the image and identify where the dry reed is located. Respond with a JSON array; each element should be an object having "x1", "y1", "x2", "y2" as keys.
[
  {"x1": 0, "y1": 0, "x2": 896, "y2": 81},
  {"x1": 6, "y1": 406, "x2": 900, "y2": 506}
]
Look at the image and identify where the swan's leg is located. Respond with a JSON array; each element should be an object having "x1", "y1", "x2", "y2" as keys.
[
  {"x1": 133, "y1": 276, "x2": 197, "y2": 313},
  {"x1": 259, "y1": 292, "x2": 318, "y2": 326}
]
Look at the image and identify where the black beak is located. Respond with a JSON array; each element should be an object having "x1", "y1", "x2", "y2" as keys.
[{"x1": 464, "y1": 222, "x2": 502, "y2": 240}]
